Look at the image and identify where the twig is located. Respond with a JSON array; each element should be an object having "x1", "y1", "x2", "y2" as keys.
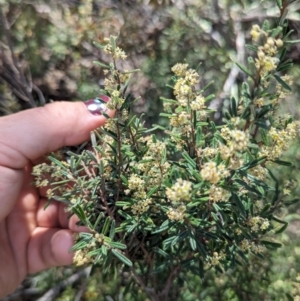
[
  {"x1": 209, "y1": 20, "x2": 245, "y2": 118},
  {"x1": 3, "y1": 288, "x2": 42, "y2": 301},
  {"x1": 35, "y1": 266, "x2": 91, "y2": 301},
  {"x1": 0, "y1": 5, "x2": 37, "y2": 108},
  {"x1": 32, "y1": 84, "x2": 46, "y2": 106},
  {"x1": 158, "y1": 266, "x2": 180, "y2": 299}
]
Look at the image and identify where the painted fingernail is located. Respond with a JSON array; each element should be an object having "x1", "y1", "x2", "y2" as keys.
[{"x1": 84, "y1": 96, "x2": 109, "y2": 115}]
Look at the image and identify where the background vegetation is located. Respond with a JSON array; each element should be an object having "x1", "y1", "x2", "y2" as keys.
[{"x1": 1, "y1": 0, "x2": 300, "y2": 300}]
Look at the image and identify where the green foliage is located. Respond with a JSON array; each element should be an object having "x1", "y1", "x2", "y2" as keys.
[
  {"x1": 32, "y1": 4, "x2": 300, "y2": 300},
  {"x1": 2, "y1": 1, "x2": 300, "y2": 300}
]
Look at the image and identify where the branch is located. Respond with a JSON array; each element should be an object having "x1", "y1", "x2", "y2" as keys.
[
  {"x1": 35, "y1": 267, "x2": 91, "y2": 301},
  {"x1": 209, "y1": 20, "x2": 245, "y2": 118},
  {"x1": 0, "y1": 5, "x2": 37, "y2": 108}
]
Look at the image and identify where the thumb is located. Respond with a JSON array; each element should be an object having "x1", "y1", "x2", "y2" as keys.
[{"x1": 0, "y1": 100, "x2": 113, "y2": 169}]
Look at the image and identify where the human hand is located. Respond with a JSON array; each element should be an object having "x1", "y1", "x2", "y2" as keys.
[{"x1": 0, "y1": 100, "x2": 112, "y2": 298}]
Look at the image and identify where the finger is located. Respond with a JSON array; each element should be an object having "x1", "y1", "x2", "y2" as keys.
[
  {"x1": 27, "y1": 227, "x2": 75, "y2": 273},
  {"x1": 0, "y1": 100, "x2": 113, "y2": 169},
  {"x1": 36, "y1": 199, "x2": 89, "y2": 232}
]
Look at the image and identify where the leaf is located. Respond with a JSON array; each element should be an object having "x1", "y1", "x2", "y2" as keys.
[
  {"x1": 122, "y1": 69, "x2": 140, "y2": 74},
  {"x1": 182, "y1": 152, "x2": 196, "y2": 168},
  {"x1": 72, "y1": 205, "x2": 86, "y2": 222},
  {"x1": 93, "y1": 41, "x2": 105, "y2": 49},
  {"x1": 147, "y1": 185, "x2": 159, "y2": 198},
  {"x1": 285, "y1": 39, "x2": 300, "y2": 45},
  {"x1": 93, "y1": 61, "x2": 110, "y2": 69},
  {"x1": 87, "y1": 248, "x2": 103, "y2": 257},
  {"x1": 111, "y1": 249, "x2": 132, "y2": 266},
  {"x1": 284, "y1": 199, "x2": 300, "y2": 206},
  {"x1": 93, "y1": 212, "x2": 104, "y2": 230},
  {"x1": 277, "y1": 62, "x2": 293, "y2": 72},
  {"x1": 101, "y1": 245, "x2": 108, "y2": 256},
  {"x1": 231, "y1": 193, "x2": 246, "y2": 217},
  {"x1": 274, "y1": 74, "x2": 292, "y2": 91},
  {"x1": 230, "y1": 97, "x2": 238, "y2": 116},
  {"x1": 270, "y1": 159, "x2": 293, "y2": 166},
  {"x1": 245, "y1": 44, "x2": 258, "y2": 52},
  {"x1": 262, "y1": 20, "x2": 270, "y2": 32},
  {"x1": 109, "y1": 220, "x2": 116, "y2": 239},
  {"x1": 115, "y1": 201, "x2": 131, "y2": 207},
  {"x1": 102, "y1": 217, "x2": 111, "y2": 236},
  {"x1": 274, "y1": 223, "x2": 288, "y2": 234},
  {"x1": 120, "y1": 175, "x2": 128, "y2": 185},
  {"x1": 108, "y1": 241, "x2": 127, "y2": 250},
  {"x1": 189, "y1": 236, "x2": 197, "y2": 251},
  {"x1": 270, "y1": 26, "x2": 283, "y2": 38},
  {"x1": 198, "y1": 260, "x2": 204, "y2": 280},
  {"x1": 260, "y1": 239, "x2": 282, "y2": 249},
  {"x1": 110, "y1": 35, "x2": 116, "y2": 51},
  {"x1": 234, "y1": 61, "x2": 252, "y2": 76},
  {"x1": 152, "y1": 220, "x2": 170, "y2": 234},
  {"x1": 275, "y1": 0, "x2": 282, "y2": 8},
  {"x1": 235, "y1": 179, "x2": 262, "y2": 196}
]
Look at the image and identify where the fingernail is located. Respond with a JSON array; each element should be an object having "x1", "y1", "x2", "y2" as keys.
[{"x1": 84, "y1": 96, "x2": 109, "y2": 115}]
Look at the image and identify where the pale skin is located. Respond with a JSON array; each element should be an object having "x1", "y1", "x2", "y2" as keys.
[{"x1": 0, "y1": 101, "x2": 112, "y2": 298}]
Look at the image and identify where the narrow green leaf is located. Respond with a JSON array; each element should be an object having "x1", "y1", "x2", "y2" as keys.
[
  {"x1": 189, "y1": 236, "x2": 197, "y2": 251},
  {"x1": 260, "y1": 239, "x2": 282, "y2": 249},
  {"x1": 110, "y1": 35, "x2": 116, "y2": 51},
  {"x1": 111, "y1": 249, "x2": 132, "y2": 266},
  {"x1": 93, "y1": 41, "x2": 105, "y2": 49},
  {"x1": 120, "y1": 175, "x2": 128, "y2": 185},
  {"x1": 109, "y1": 220, "x2": 116, "y2": 239},
  {"x1": 260, "y1": 129, "x2": 269, "y2": 145},
  {"x1": 271, "y1": 159, "x2": 293, "y2": 166},
  {"x1": 122, "y1": 69, "x2": 140, "y2": 74},
  {"x1": 285, "y1": 39, "x2": 300, "y2": 45},
  {"x1": 182, "y1": 152, "x2": 196, "y2": 168},
  {"x1": 152, "y1": 220, "x2": 170, "y2": 234},
  {"x1": 147, "y1": 185, "x2": 159, "y2": 198},
  {"x1": 115, "y1": 201, "x2": 131, "y2": 207},
  {"x1": 274, "y1": 74, "x2": 292, "y2": 91},
  {"x1": 93, "y1": 212, "x2": 104, "y2": 230},
  {"x1": 275, "y1": 0, "x2": 282, "y2": 8},
  {"x1": 93, "y1": 61, "x2": 110, "y2": 69},
  {"x1": 234, "y1": 61, "x2": 252, "y2": 76},
  {"x1": 245, "y1": 44, "x2": 258, "y2": 52},
  {"x1": 284, "y1": 199, "x2": 300, "y2": 206},
  {"x1": 275, "y1": 223, "x2": 288, "y2": 234},
  {"x1": 108, "y1": 241, "x2": 127, "y2": 250},
  {"x1": 155, "y1": 248, "x2": 169, "y2": 258},
  {"x1": 102, "y1": 217, "x2": 111, "y2": 236},
  {"x1": 101, "y1": 245, "x2": 108, "y2": 256},
  {"x1": 72, "y1": 205, "x2": 86, "y2": 222}
]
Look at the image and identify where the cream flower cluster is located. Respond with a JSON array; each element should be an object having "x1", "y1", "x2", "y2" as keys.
[
  {"x1": 259, "y1": 121, "x2": 300, "y2": 160},
  {"x1": 249, "y1": 165, "x2": 268, "y2": 181},
  {"x1": 73, "y1": 233, "x2": 105, "y2": 266},
  {"x1": 103, "y1": 37, "x2": 127, "y2": 60},
  {"x1": 209, "y1": 185, "x2": 229, "y2": 202},
  {"x1": 126, "y1": 174, "x2": 147, "y2": 201},
  {"x1": 240, "y1": 239, "x2": 266, "y2": 254},
  {"x1": 200, "y1": 162, "x2": 229, "y2": 184},
  {"x1": 171, "y1": 63, "x2": 200, "y2": 108},
  {"x1": 210, "y1": 252, "x2": 225, "y2": 266},
  {"x1": 166, "y1": 205, "x2": 186, "y2": 221},
  {"x1": 220, "y1": 127, "x2": 250, "y2": 152},
  {"x1": 131, "y1": 198, "x2": 152, "y2": 215},
  {"x1": 250, "y1": 24, "x2": 283, "y2": 75},
  {"x1": 247, "y1": 216, "x2": 270, "y2": 232},
  {"x1": 166, "y1": 178, "x2": 193, "y2": 202}
]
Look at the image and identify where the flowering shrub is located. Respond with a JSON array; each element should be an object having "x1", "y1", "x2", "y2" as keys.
[{"x1": 33, "y1": 1, "x2": 300, "y2": 300}]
